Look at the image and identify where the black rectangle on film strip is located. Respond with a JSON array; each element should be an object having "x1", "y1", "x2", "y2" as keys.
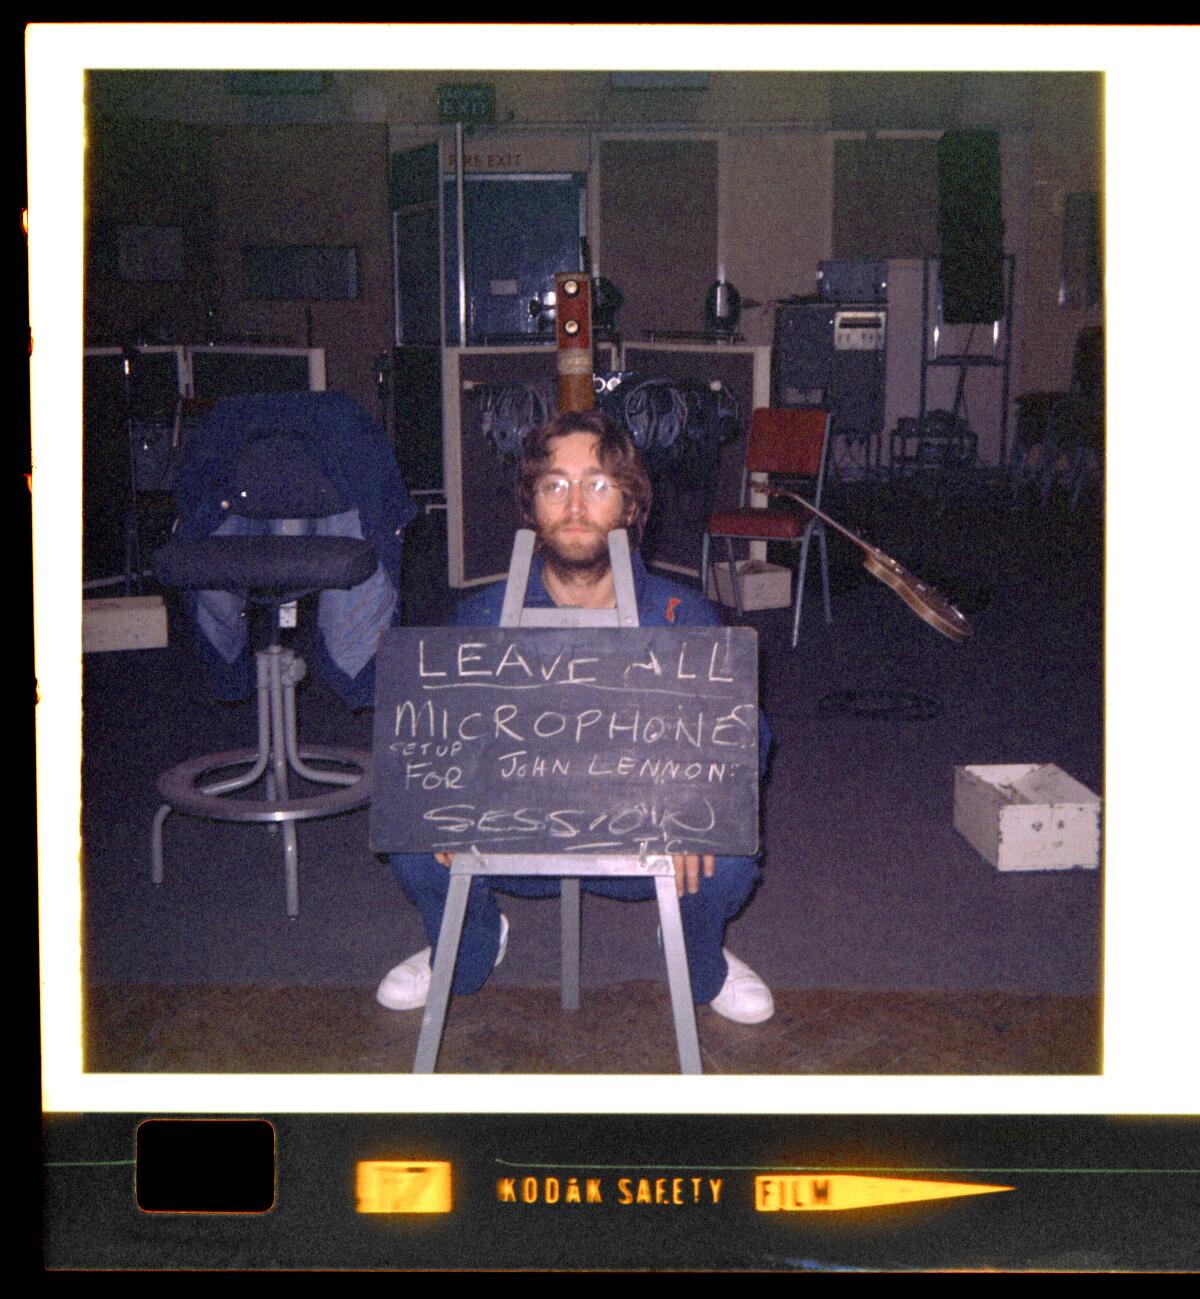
[{"x1": 134, "y1": 1119, "x2": 276, "y2": 1214}]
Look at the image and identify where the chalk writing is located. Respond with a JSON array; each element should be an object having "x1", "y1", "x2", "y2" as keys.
[{"x1": 370, "y1": 627, "x2": 759, "y2": 855}]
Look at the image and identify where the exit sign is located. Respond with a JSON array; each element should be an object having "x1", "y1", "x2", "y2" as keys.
[{"x1": 438, "y1": 83, "x2": 496, "y2": 124}]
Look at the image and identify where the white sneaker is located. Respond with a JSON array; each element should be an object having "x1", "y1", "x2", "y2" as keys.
[
  {"x1": 376, "y1": 914, "x2": 509, "y2": 1011},
  {"x1": 708, "y1": 949, "x2": 774, "y2": 1025}
]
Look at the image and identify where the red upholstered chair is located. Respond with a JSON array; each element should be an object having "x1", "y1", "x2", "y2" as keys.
[{"x1": 701, "y1": 407, "x2": 833, "y2": 648}]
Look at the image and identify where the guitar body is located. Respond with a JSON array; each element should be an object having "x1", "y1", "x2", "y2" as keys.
[{"x1": 861, "y1": 549, "x2": 971, "y2": 642}]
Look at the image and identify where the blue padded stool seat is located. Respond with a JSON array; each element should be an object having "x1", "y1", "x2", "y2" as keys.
[{"x1": 154, "y1": 534, "x2": 377, "y2": 596}]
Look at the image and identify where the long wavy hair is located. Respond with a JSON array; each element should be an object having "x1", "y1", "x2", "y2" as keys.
[{"x1": 517, "y1": 410, "x2": 653, "y2": 548}]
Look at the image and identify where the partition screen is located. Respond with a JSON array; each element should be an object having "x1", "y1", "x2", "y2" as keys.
[{"x1": 599, "y1": 139, "x2": 718, "y2": 338}]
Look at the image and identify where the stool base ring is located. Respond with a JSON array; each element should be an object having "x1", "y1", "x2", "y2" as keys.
[{"x1": 157, "y1": 746, "x2": 372, "y2": 823}]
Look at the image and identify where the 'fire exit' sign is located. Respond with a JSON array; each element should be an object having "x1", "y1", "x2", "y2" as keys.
[{"x1": 438, "y1": 83, "x2": 496, "y2": 125}]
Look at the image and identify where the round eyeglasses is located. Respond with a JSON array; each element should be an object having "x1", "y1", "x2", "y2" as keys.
[{"x1": 534, "y1": 473, "x2": 616, "y2": 504}]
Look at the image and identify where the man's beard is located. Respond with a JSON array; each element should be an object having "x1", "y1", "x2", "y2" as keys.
[{"x1": 539, "y1": 523, "x2": 612, "y2": 585}]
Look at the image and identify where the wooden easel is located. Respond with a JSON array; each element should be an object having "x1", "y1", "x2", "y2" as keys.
[{"x1": 413, "y1": 528, "x2": 703, "y2": 1074}]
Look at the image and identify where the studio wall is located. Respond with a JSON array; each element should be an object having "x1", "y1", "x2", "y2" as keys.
[
  {"x1": 212, "y1": 123, "x2": 391, "y2": 416},
  {"x1": 83, "y1": 71, "x2": 1103, "y2": 446}
]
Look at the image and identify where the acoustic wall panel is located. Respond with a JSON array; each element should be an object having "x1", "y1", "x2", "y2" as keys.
[{"x1": 937, "y1": 130, "x2": 1005, "y2": 324}]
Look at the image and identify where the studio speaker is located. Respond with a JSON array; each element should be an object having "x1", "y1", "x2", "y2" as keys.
[{"x1": 937, "y1": 130, "x2": 1005, "y2": 324}]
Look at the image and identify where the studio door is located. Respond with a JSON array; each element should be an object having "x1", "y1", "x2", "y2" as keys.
[{"x1": 443, "y1": 174, "x2": 587, "y2": 345}]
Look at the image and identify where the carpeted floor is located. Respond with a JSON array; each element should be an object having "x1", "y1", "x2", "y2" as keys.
[
  {"x1": 79, "y1": 476, "x2": 1104, "y2": 1074},
  {"x1": 87, "y1": 982, "x2": 1100, "y2": 1075}
]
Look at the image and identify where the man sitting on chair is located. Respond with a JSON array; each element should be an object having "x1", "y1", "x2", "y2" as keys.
[{"x1": 377, "y1": 409, "x2": 774, "y2": 1025}]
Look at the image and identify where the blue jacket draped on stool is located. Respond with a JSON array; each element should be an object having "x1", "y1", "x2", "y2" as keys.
[
  {"x1": 389, "y1": 549, "x2": 772, "y2": 1004},
  {"x1": 173, "y1": 392, "x2": 417, "y2": 708}
]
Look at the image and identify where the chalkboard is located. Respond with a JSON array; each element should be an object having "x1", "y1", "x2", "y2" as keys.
[{"x1": 370, "y1": 626, "x2": 759, "y2": 857}]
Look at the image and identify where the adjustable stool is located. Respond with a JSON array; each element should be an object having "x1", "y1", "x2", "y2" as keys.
[
  {"x1": 412, "y1": 528, "x2": 703, "y2": 1074},
  {"x1": 151, "y1": 433, "x2": 376, "y2": 918}
]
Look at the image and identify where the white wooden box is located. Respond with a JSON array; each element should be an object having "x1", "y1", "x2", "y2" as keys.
[
  {"x1": 953, "y1": 764, "x2": 1100, "y2": 871},
  {"x1": 706, "y1": 560, "x2": 792, "y2": 611},
  {"x1": 83, "y1": 595, "x2": 168, "y2": 653}
]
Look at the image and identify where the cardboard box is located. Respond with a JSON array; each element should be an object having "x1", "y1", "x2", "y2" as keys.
[
  {"x1": 83, "y1": 595, "x2": 168, "y2": 653},
  {"x1": 705, "y1": 559, "x2": 792, "y2": 611},
  {"x1": 953, "y1": 763, "x2": 1100, "y2": 871}
]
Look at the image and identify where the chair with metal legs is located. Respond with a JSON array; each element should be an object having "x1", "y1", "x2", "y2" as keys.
[
  {"x1": 701, "y1": 407, "x2": 833, "y2": 648},
  {"x1": 150, "y1": 430, "x2": 377, "y2": 918},
  {"x1": 412, "y1": 528, "x2": 703, "y2": 1074}
]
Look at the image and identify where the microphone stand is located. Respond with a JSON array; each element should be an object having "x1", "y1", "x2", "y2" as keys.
[{"x1": 120, "y1": 341, "x2": 143, "y2": 596}]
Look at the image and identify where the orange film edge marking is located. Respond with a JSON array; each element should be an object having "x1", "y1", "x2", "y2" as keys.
[
  {"x1": 355, "y1": 1160, "x2": 453, "y2": 1214},
  {"x1": 754, "y1": 1174, "x2": 1013, "y2": 1212}
]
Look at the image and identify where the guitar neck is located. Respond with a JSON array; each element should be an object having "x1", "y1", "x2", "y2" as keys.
[
  {"x1": 760, "y1": 485, "x2": 972, "y2": 641},
  {"x1": 760, "y1": 486, "x2": 874, "y2": 556}
]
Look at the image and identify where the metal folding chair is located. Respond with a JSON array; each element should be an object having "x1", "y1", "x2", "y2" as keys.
[{"x1": 701, "y1": 407, "x2": 833, "y2": 648}]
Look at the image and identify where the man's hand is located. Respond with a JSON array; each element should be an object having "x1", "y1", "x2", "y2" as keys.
[
  {"x1": 672, "y1": 853, "x2": 715, "y2": 898},
  {"x1": 435, "y1": 853, "x2": 452, "y2": 868}
]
